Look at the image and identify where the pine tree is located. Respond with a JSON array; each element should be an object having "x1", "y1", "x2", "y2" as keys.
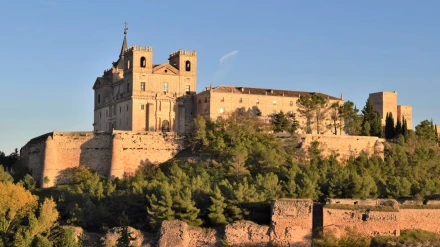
[
  {"x1": 116, "y1": 212, "x2": 136, "y2": 247},
  {"x1": 385, "y1": 112, "x2": 395, "y2": 139},
  {"x1": 172, "y1": 188, "x2": 202, "y2": 226},
  {"x1": 402, "y1": 117, "x2": 408, "y2": 141},
  {"x1": 271, "y1": 111, "x2": 290, "y2": 133},
  {"x1": 146, "y1": 183, "x2": 175, "y2": 228},
  {"x1": 207, "y1": 187, "x2": 227, "y2": 225},
  {"x1": 395, "y1": 118, "x2": 403, "y2": 138}
]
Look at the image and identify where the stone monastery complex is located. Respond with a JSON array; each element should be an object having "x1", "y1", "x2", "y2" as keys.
[{"x1": 21, "y1": 30, "x2": 412, "y2": 188}]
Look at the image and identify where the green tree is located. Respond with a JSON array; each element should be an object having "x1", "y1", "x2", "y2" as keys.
[
  {"x1": 415, "y1": 120, "x2": 437, "y2": 142},
  {"x1": 172, "y1": 188, "x2": 202, "y2": 226},
  {"x1": 207, "y1": 187, "x2": 227, "y2": 225},
  {"x1": 116, "y1": 212, "x2": 136, "y2": 247},
  {"x1": 385, "y1": 112, "x2": 395, "y2": 139},
  {"x1": 296, "y1": 94, "x2": 329, "y2": 134},
  {"x1": 341, "y1": 101, "x2": 362, "y2": 135},
  {"x1": 146, "y1": 182, "x2": 174, "y2": 228},
  {"x1": 361, "y1": 99, "x2": 382, "y2": 137},
  {"x1": 328, "y1": 102, "x2": 343, "y2": 135},
  {"x1": 271, "y1": 111, "x2": 290, "y2": 133},
  {"x1": 0, "y1": 165, "x2": 13, "y2": 183},
  {"x1": 395, "y1": 118, "x2": 403, "y2": 138}
]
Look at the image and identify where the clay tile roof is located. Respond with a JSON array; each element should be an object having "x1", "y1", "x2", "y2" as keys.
[{"x1": 210, "y1": 86, "x2": 341, "y2": 100}]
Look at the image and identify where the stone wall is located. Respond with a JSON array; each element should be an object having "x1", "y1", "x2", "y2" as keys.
[
  {"x1": 298, "y1": 134, "x2": 385, "y2": 161},
  {"x1": 323, "y1": 208, "x2": 400, "y2": 238},
  {"x1": 397, "y1": 105, "x2": 413, "y2": 129},
  {"x1": 400, "y1": 208, "x2": 440, "y2": 234},
  {"x1": 20, "y1": 130, "x2": 185, "y2": 187},
  {"x1": 270, "y1": 199, "x2": 313, "y2": 247}
]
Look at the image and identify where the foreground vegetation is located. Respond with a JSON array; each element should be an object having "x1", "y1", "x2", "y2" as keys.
[
  {"x1": 0, "y1": 109, "x2": 440, "y2": 245},
  {"x1": 314, "y1": 229, "x2": 440, "y2": 247}
]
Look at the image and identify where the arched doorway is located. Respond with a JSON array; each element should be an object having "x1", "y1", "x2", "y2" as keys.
[{"x1": 162, "y1": 120, "x2": 170, "y2": 132}]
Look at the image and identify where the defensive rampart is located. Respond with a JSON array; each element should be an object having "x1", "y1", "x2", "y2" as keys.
[
  {"x1": 297, "y1": 134, "x2": 385, "y2": 161},
  {"x1": 20, "y1": 130, "x2": 186, "y2": 187},
  {"x1": 323, "y1": 199, "x2": 440, "y2": 238}
]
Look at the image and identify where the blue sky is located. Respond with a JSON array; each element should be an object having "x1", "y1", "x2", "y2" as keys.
[{"x1": 0, "y1": 0, "x2": 439, "y2": 154}]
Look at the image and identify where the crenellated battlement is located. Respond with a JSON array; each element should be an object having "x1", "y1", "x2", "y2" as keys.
[
  {"x1": 124, "y1": 45, "x2": 153, "y2": 53},
  {"x1": 169, "y1": 49, "x2": 197, "y2": 58}
]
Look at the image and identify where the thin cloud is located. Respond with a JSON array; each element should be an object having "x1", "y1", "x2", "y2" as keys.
[{"x1": 219, "y1": 50, "x2": 239, "y2": 64}]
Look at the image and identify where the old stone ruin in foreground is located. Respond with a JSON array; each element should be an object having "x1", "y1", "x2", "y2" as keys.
[{"x1": 85, "y1": 198, "x2": 440, "y2": 247}]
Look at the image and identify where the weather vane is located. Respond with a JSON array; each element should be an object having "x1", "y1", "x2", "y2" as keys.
[{"x1": 124, "y1": 21, "x2": 128, "y2": 35}]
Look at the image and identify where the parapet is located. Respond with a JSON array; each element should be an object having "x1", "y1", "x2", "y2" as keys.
[
  {"x1": 169, "y1": 49, "x2": 197, "y2": 58},
  {"x1": 124, "y1": 45, "x2": 153, "y2": 53}
]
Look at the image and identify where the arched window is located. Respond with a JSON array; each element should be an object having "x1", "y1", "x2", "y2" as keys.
[
  {"x1": 127, "y1": 60, "x2": 131, "y2": 69},
  {"x1": 185, "y1": 60, "x2": 191, "y2": 71},
  {"x1": 162, "y1": 120, "x2": 170, "y2": 132},
  {"x1": 140, "y1": 57, "x2": 146, "y2": 68}
]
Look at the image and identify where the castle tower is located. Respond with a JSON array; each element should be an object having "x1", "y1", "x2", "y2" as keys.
[{"x1": 368, "y1": 91, "x2": 398, "y2": 126}]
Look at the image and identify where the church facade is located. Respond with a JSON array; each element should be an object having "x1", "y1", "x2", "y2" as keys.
[{"x1": 93, "y1": 30, "x2": 197, "y2": 134}]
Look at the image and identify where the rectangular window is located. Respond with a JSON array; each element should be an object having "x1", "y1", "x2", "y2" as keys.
[
  {"x1": 141, "y1": 82, "x2": 145, "y2": 91},
  {"x1": 127, "y1": 83, "x2": 130, "y2": 92},
  {"x1": 100, "y1": 112, "x2": 102, "y2": 119},
  {"x1": 163, "y1": 82, "x2": 168, "y2": 93},
  {"x1": 141, "y1": 105, "x2": 144, "y2": 110},
  {"x1": 185, "y1": 85, "x2": 190, "y2": 93},
  {"x1": 126, "y1": 105, "x2": 128, "y2": 112}
]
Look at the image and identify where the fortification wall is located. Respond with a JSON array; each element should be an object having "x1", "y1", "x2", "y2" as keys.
[
  {"x1": 20, "y1": 131, "x2": 186, "y2": 187},
  {"x1": 323, "y1": 208, "x2": 399, "y2": 237},
  {"x1": 114, "y1": 131, "x2": 184, "y2": 176},
  {"x1": 271, "y1": 199, "x2": 313, "y2": 246},
  {"x1": 298, "y1": 134, "x2": 384, "y2": 161},
  {"x1": 20, "y1": 133, "x2": 52, "y2": 185},
  {"x1": 400, "y1": 209, "x2": 440, "y2": 233}
]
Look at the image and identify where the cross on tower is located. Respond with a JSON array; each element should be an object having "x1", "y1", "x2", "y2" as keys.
[{"x1": 124, "y1": 21, "x2": 128, "y2": 35}]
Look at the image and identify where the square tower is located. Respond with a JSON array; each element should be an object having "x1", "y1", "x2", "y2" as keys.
[
  {"x1": 397, "y1": 105, "x2": 412, "y2": 129},
  {"x1": 369, "y1": 92, "x2": 398, "y2": 125}
]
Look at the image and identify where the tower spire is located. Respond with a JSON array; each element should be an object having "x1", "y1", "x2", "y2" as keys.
[
  {"x1": 112, "y1": 22, "x2": 129, "y2": 69},
  {"x1": 120, "y1": 21, "x2": 128, "y2": 56}
]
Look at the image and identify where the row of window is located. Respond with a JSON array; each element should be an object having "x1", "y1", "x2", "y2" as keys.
[
  {"x1": 199, "y1": 97, "x2": 295, "y2": 106},
  {"x1": 218, "y1": 108, "x2": 297, "y2": 116},
  {"x1": 140, "y1": 82, "x2": 190, "y2": 93},
  {"x1": 130, "y1": 57, "x2": 192, "y2": 72}
]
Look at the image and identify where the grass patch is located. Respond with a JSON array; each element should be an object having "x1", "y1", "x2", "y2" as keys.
[
  {"x1": 324, "y1": 204, "x2": 398, "y2": 212},
  {"x1": 399, "y1": 204, "x2": 440, "y2": 209},
  {"x1": 371, "y1": 229, "x2": 440, "y2": 246}
]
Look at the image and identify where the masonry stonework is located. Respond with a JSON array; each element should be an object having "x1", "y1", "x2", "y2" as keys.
[
  {"x1": 20, "y1": 131, "x2": 185, "y2": 187},
  {"x1": 298, "y1": 134, "x2": 385, "y2": 161},
  {"x1": 197, "y1": 86, "x2": 344, "y2": 135},
  {"x1": 399, "y1": 208, "x2": 440, "y2": 233},
  {"x1": 369, "y1": 91, "x2": 413, "y2": 129},
  {"x1": 270, "y1": 199, "x2": 313, "y2": 247}
]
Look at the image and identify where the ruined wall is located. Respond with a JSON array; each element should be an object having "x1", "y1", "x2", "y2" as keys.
[
  {"x1": 400, "y1": 209, "x2": 440, "y2": 234},
  {"x1": 224, "y1": 221, "x2": 270, "y2": 246},
  {"x1": 20, "y1": 130, "x2": 185, "y2": 187},
  {"x1": 270, "y1": 199, "x2": 313, "y2": 247},
  {"x1": 298, "y1": 134, "x2": 384, "y2": 161},
  {"x1": 323, "y1": 208, "x2": 400, "y2": 237}
]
